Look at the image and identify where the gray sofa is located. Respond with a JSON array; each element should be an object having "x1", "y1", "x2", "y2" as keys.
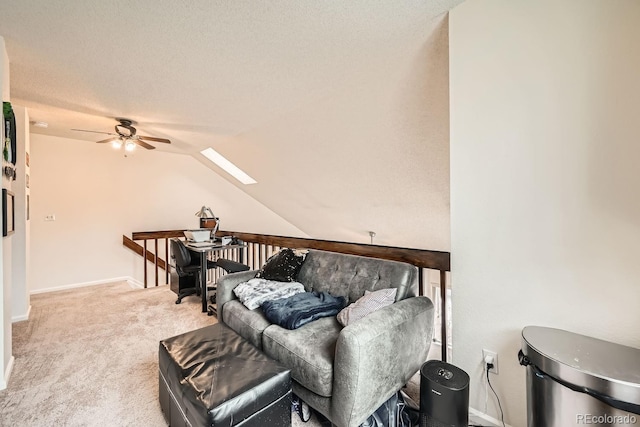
[{"x1": 217, "y1": 249, "x2": 434, "y2": 427}]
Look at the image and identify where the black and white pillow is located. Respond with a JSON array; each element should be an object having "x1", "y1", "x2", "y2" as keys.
[{"x1": 255, "y1": 248, "x2": 308, "y2": 282}]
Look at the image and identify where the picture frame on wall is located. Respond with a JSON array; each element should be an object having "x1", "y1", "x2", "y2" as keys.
[{"x1": 3, "y1": 189, "x2": 15, "y2": 237}]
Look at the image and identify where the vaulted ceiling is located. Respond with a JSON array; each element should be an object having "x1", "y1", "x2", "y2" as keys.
[{"x1": 0, "y1": 0, "x2": 462, "y2": 250}]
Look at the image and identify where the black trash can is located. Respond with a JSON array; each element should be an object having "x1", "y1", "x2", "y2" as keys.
[
  {"x1": 519, "y1": 326, "x2": 640, "y2": 427},
  {"x1": 419, "y1": 360, "x2": 469, "y2": 427}
]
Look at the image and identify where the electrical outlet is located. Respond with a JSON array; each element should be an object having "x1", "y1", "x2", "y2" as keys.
[
  {"x1": 45, "y1": 214, "x2": 56, "y2": 221},
  {"x1": 482, "y1": 349, "x2": 498, "y2": 374}
]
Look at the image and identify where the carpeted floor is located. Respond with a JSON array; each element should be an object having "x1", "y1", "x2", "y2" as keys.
[
  {"x1": 0, "y1": 281, "x2": 426, "y2": 427},
  {"x1": 0, "y1": 282, "x2": 217, "y2": 426}
]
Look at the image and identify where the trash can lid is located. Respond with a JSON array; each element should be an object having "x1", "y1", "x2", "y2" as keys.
[{"x1": 522, "y1": 326, "x2": 640, "y2": 405}]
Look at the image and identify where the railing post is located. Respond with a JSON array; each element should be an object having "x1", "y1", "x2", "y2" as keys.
[
  {"x1": 440, "y1": 269, "x2": 447, "y2": 362},
  {"x1": 143, "y1": 239, "x2": 148, "y2": 288},
  {"x1": 165, "y1": 238, "x2": 169, "y2": 284},
  {"x1": 155, "y1": 239, "x2": 159, "y2": 287}
]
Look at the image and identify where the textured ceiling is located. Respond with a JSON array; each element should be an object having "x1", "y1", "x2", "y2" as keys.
[
  {"x1": 0, "y1": 0, "x2": 462, "y2": 249},
  {"x1": 0, "y1": 0, "x2": 461, "y2": 151}
]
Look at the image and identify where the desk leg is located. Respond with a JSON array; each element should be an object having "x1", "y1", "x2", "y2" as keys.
[{"x1": 200, "y1": 252, "x2": 207, "y2": 313}]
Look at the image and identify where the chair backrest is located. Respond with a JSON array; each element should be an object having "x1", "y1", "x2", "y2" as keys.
[{"x1": 170, "y1": 239, "x2": 192, "y2": 270}]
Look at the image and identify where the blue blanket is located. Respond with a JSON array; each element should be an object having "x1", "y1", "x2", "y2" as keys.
[{"x1": 261, "y1": 291, "x2": 347, "y2": 330}]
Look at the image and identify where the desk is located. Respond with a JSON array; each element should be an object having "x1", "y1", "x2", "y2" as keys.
[{"x1": 184, "y1": 242, "x2": 246, "y2": 312}]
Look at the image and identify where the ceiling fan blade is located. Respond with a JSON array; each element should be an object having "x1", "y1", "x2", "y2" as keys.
[
  {"x1": 136, "y1": 140, "x2": 156, "y2": 150},
  {"x1": 96, "y1": 137, "x2": 119, "y2": 144},
  {"x1": 72, "y1": 129, "x2": 117, "y2": 136},
  {"x1": 138, "y1": 135, "x2": 171, "y2": 144}
]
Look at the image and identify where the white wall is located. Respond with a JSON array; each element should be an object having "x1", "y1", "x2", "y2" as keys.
[
  {"x1": 12, "y1": 106, "x2": 30, "y2": 321},
  {"x1": 216, "y1": 15, "x2": 451, "y2": 251},
  {"x1": 30, "y1": 134, "x2": 306, "y2": 292},
  {"x1": 450, "y1": 1, "x2": 640, "y2": 425},
  {"x1": 0, "y1": 35, "x2": 12, "y2": 390}
]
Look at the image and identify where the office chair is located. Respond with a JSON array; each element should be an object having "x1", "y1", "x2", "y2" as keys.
[
  {"x1": 170, "y1": 238, "x2": 217, "y2": 304},
  {"x1": 206, "y1": 258, "x2": 250, "y2": 316}
]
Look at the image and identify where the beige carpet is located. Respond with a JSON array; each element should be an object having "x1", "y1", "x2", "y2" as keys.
[
  {"x1": 0, "y1": 282, "x2": 214, "y2": 426},
  {"x1": 0, "y1": 281, "x2": 430, "y2": 427}
]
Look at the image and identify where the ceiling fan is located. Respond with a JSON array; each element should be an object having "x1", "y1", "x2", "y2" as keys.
[{"x1": 72, "y1": 118, "x2": 171, "y2": 151}]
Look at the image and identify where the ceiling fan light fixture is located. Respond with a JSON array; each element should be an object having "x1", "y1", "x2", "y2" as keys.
[
  {"x1": 75, "y1": 118, "x2": 171, "y2": 150},
  {"x1": 124, "y1": 140, "x2": 136, "y2": 152}
]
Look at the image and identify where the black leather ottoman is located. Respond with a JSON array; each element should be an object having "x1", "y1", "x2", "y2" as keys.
[{"x1": 159, "y1": 323, "x2": 291, "y2": 426}]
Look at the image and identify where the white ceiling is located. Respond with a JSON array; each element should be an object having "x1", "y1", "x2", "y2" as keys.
[
  {"x1": 0, "y1": 0, "x2": 461, "y2": 150},
  {"x1": 0, "y1": 0, "x2": 462, "y2": 249}
]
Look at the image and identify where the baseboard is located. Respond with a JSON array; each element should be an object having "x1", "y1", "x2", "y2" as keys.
[
  {"x1": 126, "y1": 277, "x2": 145, "y2": 289},
  {"x1": 30, "y1": 276, "x2": 143, "y2": 295},
  {"x1": 12, "y1": 305, "x2": 32, "y2": 323},
  {"x1": 0, "y1": 355, "x2": 15, "y2": 391},
  {"x1": 469, "y1": 407, "x2": 513, "y2": 427}
]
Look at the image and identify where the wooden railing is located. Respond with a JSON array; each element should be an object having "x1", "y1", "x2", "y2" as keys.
[
  {"x1": 123, "y1": 230, "x2": 184, "y2": 288},
  {"x1": 124, "y1": 229, "x2": 451, "y2": 361}
]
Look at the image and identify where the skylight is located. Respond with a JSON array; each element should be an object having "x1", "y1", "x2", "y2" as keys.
[{"x1": 200, "y1": 147, "x2": 257, "y2": 185}]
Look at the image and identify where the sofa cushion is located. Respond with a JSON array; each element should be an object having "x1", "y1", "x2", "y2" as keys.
[
  {"x1": 262, "y1": 317, "x2": 341, "y2": 397},
  {"x1": 222, "y1": 300, "x2": 271, "y2": 350},
  {"x1": 297, "y1": 250, "x2": 418, "y2": 303}
]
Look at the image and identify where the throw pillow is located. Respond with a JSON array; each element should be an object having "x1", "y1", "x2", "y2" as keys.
[
  {"x1": 337, "y1": 288, "x2": 397, "y2": 327},
  {"x1": 255, "y1": 248, "x2": 308, "y2": 282}
]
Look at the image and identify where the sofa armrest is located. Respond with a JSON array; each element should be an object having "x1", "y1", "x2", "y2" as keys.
[
  {"x1": 332, "y1": 296, "x2": 434, "y2": 427},
  {"x1": 216, "y1": 270, "x2": 258, "y2": 323}
]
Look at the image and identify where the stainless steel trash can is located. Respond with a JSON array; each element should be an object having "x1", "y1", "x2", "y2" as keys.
[{"x1": 519, "y1": 326, "x2": 640, "y2": 427}]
